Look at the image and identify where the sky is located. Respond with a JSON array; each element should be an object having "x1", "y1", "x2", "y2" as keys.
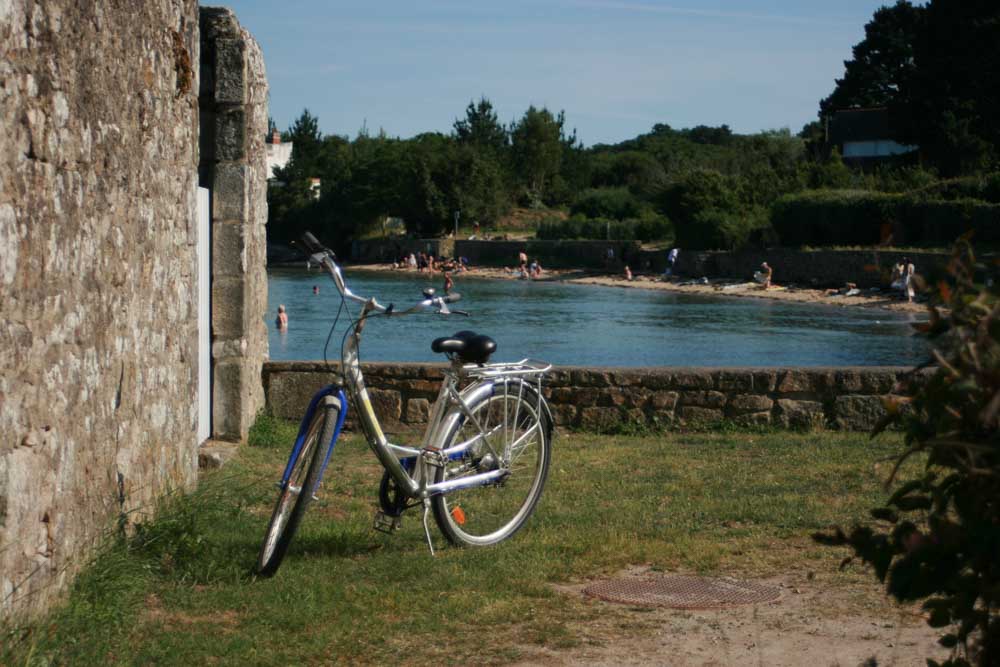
[{"x1": 221, "y1": 0, "x2": 890, "y2": 147}]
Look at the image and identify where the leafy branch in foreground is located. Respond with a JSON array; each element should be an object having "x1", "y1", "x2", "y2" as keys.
[{"x1": 815, "y1": 236, "x2": 1000, "y2": 666}]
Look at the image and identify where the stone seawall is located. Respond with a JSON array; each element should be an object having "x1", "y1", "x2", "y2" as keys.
[
  {"x1": 263, "y1": 362, "x2": 916, "y2": 432},
  {"x1": 674, "y1": 248, "x2": 950, "y2": 288}
]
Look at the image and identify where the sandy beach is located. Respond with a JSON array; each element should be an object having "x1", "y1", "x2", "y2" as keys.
[{"x1": 349, "y1": 263, "x2": 927, "y2": 314}]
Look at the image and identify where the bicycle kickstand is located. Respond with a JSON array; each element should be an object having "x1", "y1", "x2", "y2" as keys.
[{"x1": 421, "y1": 499, "x2": 436, "y2": 557}]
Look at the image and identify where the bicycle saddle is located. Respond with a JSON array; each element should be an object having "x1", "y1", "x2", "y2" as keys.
[{"x1": 431, "y1": 330, "x2": 497, "y2": 364}]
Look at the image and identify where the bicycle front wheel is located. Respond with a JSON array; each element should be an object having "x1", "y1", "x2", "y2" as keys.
[
  {"x1": 432, "y1": 380, "x2": 552, "y2": 546},
  {"x1": 255, "y1": 396, "x2": 340, "y2": 576}
]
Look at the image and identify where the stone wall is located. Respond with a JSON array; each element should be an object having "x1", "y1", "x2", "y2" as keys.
[
  {"x1": 263, "y1": 362, "x2": 917, "y2": 433},
  {"x1": 199, "y1": 7, "x2": 268, "y2": 441},
  {"x1": 673, "y1": 248, "x2": 949, "y2": 288},
  {"x1": 350, "y1": 238, "x2": 454, "y2": 264},
  {"x1": 0, "y1": 1, "x2": 201, "y2": 618},
  {"x1": 454, "y1": 240, "x2": 643, "y2": 269}
]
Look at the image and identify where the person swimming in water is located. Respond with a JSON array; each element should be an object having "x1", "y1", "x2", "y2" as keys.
[{"x1": 275, "y1": 304, "x2": 288, "y2": 330}]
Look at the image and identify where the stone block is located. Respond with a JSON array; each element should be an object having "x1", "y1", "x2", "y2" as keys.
[
  {"x1": 677, "y1": 406, "x2": 724, "y2": 424},
  {"x1": 717, "y1": 370, "x2": 754, "y2": 392},
  {"x1": 679, "y1": 390, "x2": 726, "y2": 409},
  {"x1": 672, "y1": 371, "x2": 715, "y2": 389},
  {"x1": 399, "y1": 379, "x2": 439, "y2": 395},
  {"x1": 834, "y1": 370, "x2": 865, "y2": 393},
  {"x1": 599, "y1": 388, "x2": 628, "y2": 407},
  {"x1": 861, "y1": 370, "x2": 899, "y2": 394},
  {"x1": 198, "y1": 440, "x2": 239, "y2": 469},
  {"x1": 610, "y1": 371, "x2": 641, "y2": 387},
  {"x1": 212, "y1": 359, "x2": 249, "y2": 440},
  {"x1": 578, "y1": 406, "x2": 621, "y2": 431},
  {"x1": 215, "y1": 108, "x2": 246, "y2": 161},
  {"x1": 212, "y1": 164, "x2": 249, "y2": 223},
  {"x1": 565, "y1": 387, "x2": 600, "y2": 407},
  {"x1": 727, "y1": 394, "x2": 773, "y2": 416},
  {"x1": 404, "y1": 398, "x2": 429, "y2": 423},
  {"x1": 549, "y1": 387, "x2": 577, "y2": 403},
  {"x1": 368, "y1": 389, "x2": 402, "y2": 423},
  {"x1": 650, "y1": 391, "x2": 679, "y2": 411},
  {"x1": 550, "y1": 403, "x2": 577, "y2": 427},
  {"x1": 211, "y1": 276, "x2": 245, "y2": 339},
  {"x1": 639, "y1": 370, "x2": 675, "y2": 390},
  {"x1": 776, "y1": 370, "x2": 816, "y2": 394},
  {"x1": 833, "y1": 395, "x2": 887, "y2": 431},
  {"x1": 733, "y1": 411, "x2": 771, "y2": 427},
  {"x1": 648, "y1": 409, "x2": 676, "y2": 426},
  {"x1": 264, "y1": 370, "x2": 338, "y2": 420},
  {"x1": 775, "y1": 399, "x2": 826, "y2": 431},
  {"x1": 751, "y1": 370, "x2": 777, "y2": 393},
  {"x1": 212, "y1": 220, "x2": 246, "y2": 277},
  {"x1": 213, "y1": 39, "x2": 246, "y2": 104}
]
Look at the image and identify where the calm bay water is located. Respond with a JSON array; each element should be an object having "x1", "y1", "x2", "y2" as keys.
[{"x1": 267, "y1": 267, "x2": 929, "y2": 367}]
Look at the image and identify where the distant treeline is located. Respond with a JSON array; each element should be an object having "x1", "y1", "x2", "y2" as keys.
[{"x1": 268, "y1": 0, "x2": 999, "y2": 252}]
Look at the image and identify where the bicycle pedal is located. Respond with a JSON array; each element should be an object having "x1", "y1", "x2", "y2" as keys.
[{"x1": 373, "y1": 511, "x2": 402, "y2": 534}]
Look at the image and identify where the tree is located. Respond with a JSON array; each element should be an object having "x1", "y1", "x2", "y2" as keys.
[
  {"x1": 453, "y1": 97, "x2": 508, "y2": 155},
  {"x1": 285, "y1": 109, "x2": 324, "y2": 175},
  {"x1": 509, "y1": 106, "x2": 566, "y2": 202},
  {"x1": 819, "y1": 1, "x2": 923, "y2": 117},
  {"x1": 895, "y1": 0, "x2": 1000, "y2": 175}
]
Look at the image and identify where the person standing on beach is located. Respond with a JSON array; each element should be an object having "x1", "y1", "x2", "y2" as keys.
[
  {"x1": 903, "y1": 257, "x2": 915, "y2": 303},
  {"x1": 665, "y1": 247, "x2": 679, "y2": 276},
  {"x1": 760, "y1": 262, "x2": 773, "y2": 290},
  {"x1": 624, "y1": 265, "x2": 633, "y2": 281}
]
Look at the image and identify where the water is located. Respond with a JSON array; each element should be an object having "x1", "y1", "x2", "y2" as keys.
[{"x1": 267, "y1": 268, "x2": 929, "y2": 367}]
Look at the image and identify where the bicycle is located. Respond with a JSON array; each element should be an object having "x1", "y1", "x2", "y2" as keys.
[{"x1": 255, "y1": 233, "x2": 554, "y2": 576}]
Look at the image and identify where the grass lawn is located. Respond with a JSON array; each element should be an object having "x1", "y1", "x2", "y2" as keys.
[{"x1": 2, "y1": 423, "x2": 917, "y2": 666}]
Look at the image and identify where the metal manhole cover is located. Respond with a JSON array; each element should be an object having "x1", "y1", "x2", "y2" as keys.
[{"x1": 583, "y1": 575, "x2": 781, "y2": 609}]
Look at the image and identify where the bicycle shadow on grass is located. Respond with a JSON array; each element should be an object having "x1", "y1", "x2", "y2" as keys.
[{"x1": 281, "y1": 531, "x2": 402, "y2": 562}]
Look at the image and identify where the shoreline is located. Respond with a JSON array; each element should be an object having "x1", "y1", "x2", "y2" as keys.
[{"x1": 336, "y1": 263, "x2": 927, "y2": 314}]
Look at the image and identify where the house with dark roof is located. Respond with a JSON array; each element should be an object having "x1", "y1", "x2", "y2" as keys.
[{"x1": 827, "y1": 107, "x2": 917, "y2": 167}]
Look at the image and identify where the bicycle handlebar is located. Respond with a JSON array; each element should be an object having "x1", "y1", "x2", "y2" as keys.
[{"x1": 302, "y1": 233, "x2": 464, "y2": 317}]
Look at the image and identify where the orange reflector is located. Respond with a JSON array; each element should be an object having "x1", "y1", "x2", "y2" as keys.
[{"x1": 451, "y1": 506, "x2": 466, "y2": 525}]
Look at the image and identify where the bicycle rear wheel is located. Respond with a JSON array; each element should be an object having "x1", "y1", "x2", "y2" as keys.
[
  {"x1": 432, "y1": 380, "x2": 551, "y2": 546},
  {"x1": 255, "y1": 396, "x2": 340, "y2": 576}
]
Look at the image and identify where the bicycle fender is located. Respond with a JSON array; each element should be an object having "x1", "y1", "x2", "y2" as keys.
[{"x1": 427, "y1": 378, "x2": 553, "y2": 451}]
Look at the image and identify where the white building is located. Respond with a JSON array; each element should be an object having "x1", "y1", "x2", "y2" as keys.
[{"x1": 265, "y1": 128, "x2": 293, "y2": 179}]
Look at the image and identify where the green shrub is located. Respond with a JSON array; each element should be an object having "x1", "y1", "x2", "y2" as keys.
[
  {"x1": 771, "y1": 190, "x2": 1000, "y2": 247},
  {"x1": 816, "y1": 239, "x2": 1000, "y2": 666},
  {"x1": 674, "y1": 207, "x2": 770, "y2": 251},
  {"x1": 909, "y1": 173, "x2": 1000, "y2": 204},
  {"x1": 570, "y1": 187, "x2": 645, "y2": 220},
  {"x1": 771, "y1": 189, "x2": 897, "y2": 246}
]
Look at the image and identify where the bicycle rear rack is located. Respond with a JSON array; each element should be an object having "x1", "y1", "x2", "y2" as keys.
[{"x1": 462, "y1": 358, "x2": 552, "y2": 380}]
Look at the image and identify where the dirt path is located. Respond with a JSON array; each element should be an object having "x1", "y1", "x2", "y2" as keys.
[
  {"x1": 349, "y1": 264, "x2": 926, "y2": 315},
  {"x1": 513, "y1": 568, "x2": 946, "y2": 667}
]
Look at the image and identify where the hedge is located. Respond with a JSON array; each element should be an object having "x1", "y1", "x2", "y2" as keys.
[
  {"x1": 771, "y1": 190, "x2": 1000, "y2": 247},
  {"x1": 536, "y1": 215, "x2": 672, "y2": 241}
]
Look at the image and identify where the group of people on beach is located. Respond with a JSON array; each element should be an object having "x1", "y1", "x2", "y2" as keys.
[
  {"x1": 505, "y1": 249, "x2": 544, "y2": 280},
  {"x1": 390, "y1": 251, "x2": 470, "y2": 274}
]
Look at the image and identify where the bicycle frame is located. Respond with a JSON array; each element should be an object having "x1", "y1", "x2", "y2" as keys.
[{"x1": 296, "y1": 252, "x2": 552, "y2": 503}]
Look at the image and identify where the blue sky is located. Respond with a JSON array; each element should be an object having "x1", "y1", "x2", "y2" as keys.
[{"x1": 222, "y1": 0, "x2": 889, "y2": 146}]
